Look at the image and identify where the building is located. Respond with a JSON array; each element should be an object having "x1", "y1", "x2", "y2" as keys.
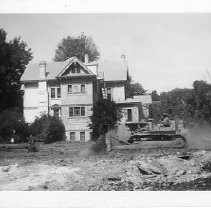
[{"x1": 21, "y1": 55, "x2": 152, "y2": 142}]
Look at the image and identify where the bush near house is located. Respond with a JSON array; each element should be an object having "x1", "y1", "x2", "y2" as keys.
[
  {"x1": 0, "y1": 108, "x2": 30, "y2": 143},
  {"x1": 30, "y1": 114, "x2": 66, "y2": 144}
]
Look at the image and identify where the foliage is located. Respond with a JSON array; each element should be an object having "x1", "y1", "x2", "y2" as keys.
[
  {"x1": 30, "y1": 114, "x2": 48, "y2": 137},
  {"x1": 90, "y1": 99, "x2": 122, "y2": 140},
  {"x1": 191, "y1": 80, "x2": 211, "y2": 124},
  {"x1": 30, "y1": 114, "x2": 66, "y2": 144},
  {"x1": 151, "y1": 90, "x2": 160, "y2": 101},
  {"x1": 0, "y1": 108, "x2": 30, "y2": 143},
  {"x1": 54, "y1": 33, "x2": 100, "y2": 62},
  {"x1": 0, "y1": 28, "x2": 33, "y2": 110},
  {"x1": 149, "y1": 81, "x2": 211, "y2": 126},
  {"x1": 125, "y1": 73, "x2": 146, "y2": 98},
  {"x1": 44, "y1": 116, "x2": 66, "y2": 144}
]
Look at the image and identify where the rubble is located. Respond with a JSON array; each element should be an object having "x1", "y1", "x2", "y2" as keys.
[{"x1": 1, "y1": 141, "x2": 211, "y2": 191}]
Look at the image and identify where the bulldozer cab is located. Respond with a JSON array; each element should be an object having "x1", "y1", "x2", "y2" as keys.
[{"x1": 151, "y1": 120, "x2": 176, "y2": 133}]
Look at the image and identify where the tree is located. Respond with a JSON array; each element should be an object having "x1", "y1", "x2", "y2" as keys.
[
  {"x1": 0, "y1": 108, "x2": 30, "y2": 143},
  {"x1": 89, "y1": 99, "x2": 122, "y2": 152},
  {"x1": 191, "y1": 80, "x2": 211, "y2": 124},
  {"x1": 151, "y1": 90, "x2": 160, "y2": 101},
  {"x1": 0, "y1": 28, "x2": 33, "y2": 111},
  {"x1": 54, "y1": 33, "x2": 100, "y2": 62},
  {"x1": 90, "y1": 99, "x2": 122, "y2": 141},
  {"x1": 125, "y1": 73, "x2": 146, "y2": 98}
]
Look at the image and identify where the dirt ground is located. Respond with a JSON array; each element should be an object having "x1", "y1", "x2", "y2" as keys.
[{"x1": 1, "y1": 141, "x2": 211, "y2": 191}]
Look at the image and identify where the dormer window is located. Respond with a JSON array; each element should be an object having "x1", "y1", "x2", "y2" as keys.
[
  {"x1": 71, "y1": 62, "x2": 81, "y2": 73},
  {"x1": 73, "y1": 67, "x2": 80, "y2": 73}
]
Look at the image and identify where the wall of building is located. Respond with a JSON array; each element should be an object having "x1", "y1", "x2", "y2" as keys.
[
  {"x1": 60, "y1": 80, "x2": 94, "y2": 142},
  {"x1": 120, "y1": 106, "x2": 139, "y2": 122},
  {"x1": 23, "y1": 82, "x2": 41, "y2": 123},
  {"x1": 112, "y1": 86, "x2": 125, "y2": 102},
  {"x1": 23, "y1": 83, "x2": 39, "y2": 108},
  {"x1": 24, "y1": 108, "x2": 40, "y2": 123},
  {"x1": 61, "y1": 105, "x2": 93, "y2": 142},
  {"x1": 48, "y1": 82, "x2": 62, "y2": 107},
  {"x1": 61, "y1": 82, "x2": 93, "y2": 105},
  {"x1": 38, "y1": 81, "x2": 48, "y2": 114}
]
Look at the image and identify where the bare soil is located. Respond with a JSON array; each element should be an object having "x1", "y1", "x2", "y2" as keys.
[{"x1": 0, "y1": 141, "x2": 211, "y2": 191}]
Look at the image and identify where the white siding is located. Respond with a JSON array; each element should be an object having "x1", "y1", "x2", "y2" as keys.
[
  {"x1": 112, "y1": 86, "x2": 125, "y2": 102},
  {"x1": 121, "y1": 107, "x2": 139, "y2": 122},
  {"x1": 142, "y1": 106, "x2": 149, "y2": 118},
  {"x1": 61, "y1": 82, "x2": 93, "y2": 105},
  {"x1": 24, "y1": 83, "x2": 39, "y2": 108},
  {"x1": 66, "y1": 130, "x2": 91, "y2": 142},
  {"x1": 24, "y1": 108, "x2": 40, "y2": 123}
]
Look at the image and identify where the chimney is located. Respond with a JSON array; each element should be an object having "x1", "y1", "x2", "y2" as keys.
[
  {"x1": 84, "y1": 54, "x2": 89, "y2": 64},
  {"x1": 39, "y1": 61, "x2": 46, "y2": 80}
]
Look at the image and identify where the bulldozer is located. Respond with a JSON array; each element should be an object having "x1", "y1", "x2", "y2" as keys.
[{"x1": 125, "y1": 118, "x2": 188, "y2": 147}]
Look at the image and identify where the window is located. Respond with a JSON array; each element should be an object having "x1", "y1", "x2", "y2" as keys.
[
  {"x1": 69, "y1": 107, "x2": 73, "y2": 117},
  {"x1": 70, "y1": 132, "x2": 75, "y2": 141},
  {"x1": 57, "y1": 88, "x2": 61, "y2": 98},
  {"x1": 50, "y1": 87, "x2": 61, "y2": 99},
  {"x1": 80, "y1": 132, "x2": 85, "y2": 142},
  {"x1": 52, "y1": 108, "x2": 60, "y2": 118},
  {"x1": 67, "y1": 84, "x2": 86, "y2": 93},
  {"x1": 127, "y1": 109, "x2": 132, "y2": 122},
  {"x1": 51, "y1": 88, "x2": 56, "y2": 98},
  {"x1": 81, "y1": 84, "x2": 85, "y2": 92},
  {"x1": 81, "y1": 107, "x2": 85, "y2": 116},
  {"x1": 107, "y1": 88, "x2": 112, "y2": 100},
  {"x1": 68, "y1": 85, "x2": 72, "y2": 93},
  {"x1": 74, "y1": 107, "x2": 80, "y2": 116},
  {"x1": 69, "y1": 107, "x2": 86, "y2": 117},
  {"x1": 76, "y1": 68, "x2": 80, "y2": 73}
]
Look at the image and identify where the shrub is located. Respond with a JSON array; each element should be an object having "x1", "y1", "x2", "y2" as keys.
[
  {"x1": 30, "y1": 114, "x2": 48, "y2": 137},
  {"x1": 44, "y1": 116, "x2": 66, "y2": 144},
  {"x1": 30, "y1": 114, "x2": 66, "y2": 144},
  {"x1": 14, "y1": 119, "x2": 31, "y2": 143},
  {"x1": 0, "y1": 108, "x2": 30, "y2": 143}
]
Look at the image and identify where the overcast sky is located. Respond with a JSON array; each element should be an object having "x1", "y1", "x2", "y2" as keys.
[{"x1": 1, "y1": 13, "x2": 211, "y2": 92}]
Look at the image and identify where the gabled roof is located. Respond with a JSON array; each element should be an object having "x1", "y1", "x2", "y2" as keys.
[
  {"x1": 21, "y1": 58, "x2": 72, "y2": 81},
  {"x1": 57, "y1": 57, "x2": 95, "y2": 78},
  {"x1": 21, "y1": 57, "x2": 95, "y2": 82},
  {"x1": 21, "y1": 57, "x2": 128, "y2": 82},
  {"x1": 97, "y1": 60, "x2": 128, "y2": 81}
]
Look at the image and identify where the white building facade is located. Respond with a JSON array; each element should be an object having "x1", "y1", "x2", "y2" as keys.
[{"x1": 21, "y1": 56, "x2": 152, "y2": 142}]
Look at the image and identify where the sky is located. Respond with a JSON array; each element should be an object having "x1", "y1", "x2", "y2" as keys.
[{"x1": 1, "y1": 13, "x2": 211, "y2": 93}]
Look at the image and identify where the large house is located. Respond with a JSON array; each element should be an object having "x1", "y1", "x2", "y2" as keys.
[{"x1": 21, "y1": 55, "x2": 152, "y2": 142}]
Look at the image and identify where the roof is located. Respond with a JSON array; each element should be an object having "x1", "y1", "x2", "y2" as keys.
[
  {"x1": 97, "y1": 61, "x2": 128, "y2": 81},
  {"x1": 116, "y1": 95, "x2": 152, "y2": 105},
  {"x1": 57, "y1": 57, "x2": 95, "y2": 77},
  {"x1": 21, "y1": 57, "x2": 128, "y2": 82},
  {"x1": 21, "y1": 58, "x2": 72, "y2": 81}
]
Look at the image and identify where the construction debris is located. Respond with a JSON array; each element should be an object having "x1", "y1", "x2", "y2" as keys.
[{"x1": 1, "y1": 141, "x2": 211, "y2": 191}]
